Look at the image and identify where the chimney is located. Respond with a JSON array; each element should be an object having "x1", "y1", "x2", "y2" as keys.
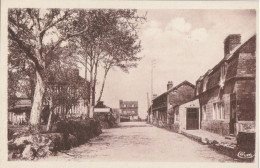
[
  {"x1": 167, "y1": 81, "x2": 173, "y2": 91},
  {"x1": 119, "y1": 100, "x2": 123, "y2": 107},
  {"x1": 224, "y1": 34, "x2": 241, "y2": 58},
  {"x1": 153, "y1": 94, "x2": 157, "y2": 100}
]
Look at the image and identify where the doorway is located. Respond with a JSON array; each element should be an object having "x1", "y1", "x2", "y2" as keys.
[{"x1": 186, "y1": 108, "x2": 199, "y2": 130}]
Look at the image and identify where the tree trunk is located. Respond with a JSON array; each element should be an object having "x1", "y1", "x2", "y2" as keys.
[
  {"x1": 89, "y1": 67, "x2": 94, "y2": 118},
  {"x1": 85, "y1": 57, "x2": 88, "y2": 80},
  {"x1": 46, "y1": 109, "x2": 53, "y2": 132},
  {"x1": 46, "y1": 97, "x2": 53, "y2": 132},
  {"x1": 96, "y1": 69, "x2": 109, "y2": 104},
  {"x1": 85, "y1": 58, "x2": 89, "y2": 118},
  {"x1": 89, "y1": 105, "x2": 94, "y2": 118},
  {"x1": 29, "y1": 70, "x2": 45, "y2": 133},
  {"x1": 92, "y1": 61, "x2": 98, "y2": 106}
]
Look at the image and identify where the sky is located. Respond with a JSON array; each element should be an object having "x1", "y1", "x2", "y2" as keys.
[{"x1": 79, "y1": 9, "x2": 256, "y2": 119}]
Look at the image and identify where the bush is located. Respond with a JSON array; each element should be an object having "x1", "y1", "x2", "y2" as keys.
[
  {"x1": 8, "y1": 129, "x2": 15, "y2": 141},
  {"x1": 8, "y1": 119, "x2": 102, "y2": 160},
  {"x1": 56, "y1": 119, "x2": 102, "y2": 145},
  {"x1": 94, "y1": 114, "x2": 117, "y2": 129}
]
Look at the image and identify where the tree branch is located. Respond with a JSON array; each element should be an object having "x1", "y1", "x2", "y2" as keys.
[
  {"x1": 8, "y1": 26, "x2": 43, "y2": 71},
  {"x1": 45, "y1": 26, "x2": 89, "y2": 58},
  {"x1": 43, "y1": 10, "x2": 69, "y2": 32},
  {"x1": 96, "y1": 64, "x2": 110, "y2": 104}
]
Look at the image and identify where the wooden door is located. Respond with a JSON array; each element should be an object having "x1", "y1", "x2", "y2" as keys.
[{"x1": 186, "y1": 108, "x2": 199, "y2": 130}]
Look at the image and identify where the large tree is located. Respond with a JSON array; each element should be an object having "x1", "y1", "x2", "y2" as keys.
[
  {"x1": 72, "y1": 9, "x2": 146, "y2": 117},
  {"x1": 8, "y1": 40, "x2": 36, "y2": 107},
  {"x1": 8, "y1": 9, "x2": 88, "y2": 132}
]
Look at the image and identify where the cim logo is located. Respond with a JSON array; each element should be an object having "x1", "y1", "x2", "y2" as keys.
[{"x1": 237, "y1": 151, "x2": 254, "y2": 159}]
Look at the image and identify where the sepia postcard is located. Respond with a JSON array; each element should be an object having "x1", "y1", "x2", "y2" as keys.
[{"x1": 0, "y1": 0, "x2": 259, "y2": 168}]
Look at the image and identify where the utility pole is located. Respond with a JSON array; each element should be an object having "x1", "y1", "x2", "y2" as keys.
[
  {"x1": 151, "y1": 59, "x2": 156, "y2": 123},
  {"x1": 147, "y1": 92, "x2": 150, "y2": 123}
]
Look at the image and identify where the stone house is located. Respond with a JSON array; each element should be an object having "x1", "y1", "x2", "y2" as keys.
[
  {"x1": 119, "y1": 100, "x2": 138, "y2": 121},
  {"x1": 195, "y1": 34, "x2": 256, "y2": 136},
  {"x1": 151, "y1": 81, "x2": 195, "y2": 127}
]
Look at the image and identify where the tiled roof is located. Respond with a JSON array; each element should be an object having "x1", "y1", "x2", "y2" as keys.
[
  {"x1": 196, "y1": 34, "x2": 256, "y2": 83},
  {"x1": 153, "y1": 80, "x2": 195, "y2": 101}
]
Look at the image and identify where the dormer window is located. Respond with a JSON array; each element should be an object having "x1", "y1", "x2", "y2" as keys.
[
  {"x1": 219, "y1": 63, "x2": 228, "y2": 89},
  {"x1": 203, "y1": 76, "x2": 208, "y2": 92},
  {"x1": 196, "y1": 82, "x2": 200, "y2": 95}
]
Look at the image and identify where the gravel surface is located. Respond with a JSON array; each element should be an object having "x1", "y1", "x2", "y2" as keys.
[{"x1": 40, "y1": 122, "x2": 236, "y2": 162}]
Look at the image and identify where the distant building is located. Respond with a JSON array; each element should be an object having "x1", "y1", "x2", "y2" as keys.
[
  {"x1": 94, "y1": 101, "x2": 112, "y2": 115},
  {"x1": 94, "y1": 101, "x2": 113, "y2": 122},
  {"x1": 119, "y1": 100, "x2": 138, "y2": 121},
  {"x1": 195, "y1": 34, "x2": 256, "y2": 136}
]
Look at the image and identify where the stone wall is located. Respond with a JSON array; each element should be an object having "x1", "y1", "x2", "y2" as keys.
[
  {"x1": 236, "y1": 121, "x2": 255, "y2": 133},
  {"x1": 235, "y1": 80, "x2": 255, "y2": 121},
  {"x1": 201, "y1": 120, "x2": 230, "y2": 136}
]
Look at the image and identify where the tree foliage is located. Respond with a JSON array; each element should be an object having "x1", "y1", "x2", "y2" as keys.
[
  {"x1": 8, "y1": 8, "x2": 89, "y2": 131},
  {"x1": 70, "y1": 9, "x2": 146, "y2": 109},
  {"x1": 8, "y1": 8, "x2": 146, "y2": 130}
]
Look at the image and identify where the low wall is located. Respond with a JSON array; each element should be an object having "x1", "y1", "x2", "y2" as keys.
[
  {"x1": 201, "y1": 120, "x2": 230, "y2": 136},
  {"x1": 236, "y1": 121, "x2": 255, "y2": 134}
]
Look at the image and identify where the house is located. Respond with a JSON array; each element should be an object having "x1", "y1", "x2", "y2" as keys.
[
  {"x1": 8, "y1": 68, "x2": 90, "y2": 124},
  {"x1": 151, "y1": 81, "x2": 196, "y2": 128},
  {"x1": 8, "y1": 98, "x2": 31, "y2": 125},
  {"x1": 119, "y1": 100, "x2": 138, "y2": 121},
  {"x1": 47, "y1": 69, "x2": 89, "y2": 119},
  {"x1": 195, "y1": 34, "x2": 256, "y2": 136},
  {"x1": 94, "y1": 101, "x2": 112, "y2": 119}
]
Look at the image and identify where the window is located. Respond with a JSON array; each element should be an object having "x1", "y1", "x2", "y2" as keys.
[
  {"x1": 132, "y1": 104, "x2": 135, "y2": 107},
  {"x1": 220, "y1": 63, "x2": 228, "y2": 88},
  {"x1": 202, "y1": 105, "x2": 207, "y2": 120},
  {"x1": 196, "y1": 83, "x2": 200, "y2": 96},
  {"x1": 175, "y1": 109, "x2": 179, "y2": 122},
  {"x1": 203, "y1": 77, "x2": 209, "y2": 92},
  {"x1": 123, "y1": 104, "x2": 127, "y2": 107},
  {"x1": 213, "y1": 102, "x2": 225, "y2": 120}
]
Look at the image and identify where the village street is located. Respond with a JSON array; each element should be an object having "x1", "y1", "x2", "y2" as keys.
[{"x1": 41, "y1": 122, "x2": 235, "y2": 162}]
